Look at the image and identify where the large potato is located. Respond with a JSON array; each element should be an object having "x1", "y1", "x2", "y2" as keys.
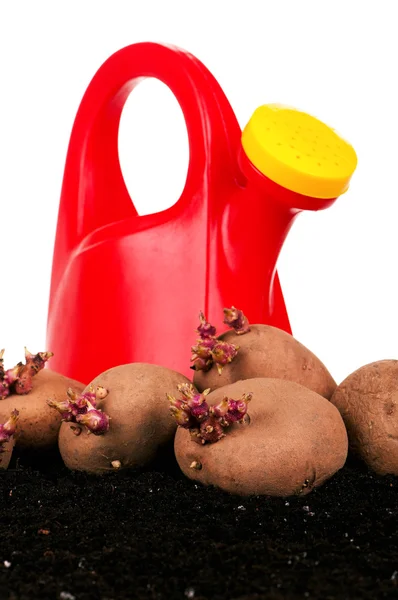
[
  {"x1": 193, "y1": 324, "x2": 336, "y2": 399},
  {"x1": 58, "y1": 363, "x2": 192, "y2": 474},
  {"x1": 0, "y1": 369, "x2": 84, "y2": 450},
  {"x1": 175, "y1": 378, "x2": 348, "y2": 496},
  {"x1": 330, "y1": 359, "x2": 398, "y2": 475}
]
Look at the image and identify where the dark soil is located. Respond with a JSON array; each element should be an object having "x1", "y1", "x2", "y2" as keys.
[{"x1": 1, "y1": 450, "x2": 398, "y2": 600}]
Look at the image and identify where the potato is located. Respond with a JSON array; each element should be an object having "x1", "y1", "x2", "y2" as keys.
[
  {"x1": 193, "y1": 324, "x2": 336, "y2": 399},
  {"x1": 0, "y1": 369, "x2": 84, "y2": 450},
  {"x1": 174, "y1": 378, "x2": 348, "y2": 496},
  {"x1": 330, "y1": 359, "x2": 398, "y2": 475},
  {"x1": 58, "y1": 363, "x2": 192, "y2": 474},
  {"x1": 0, "y1": 409, "x2": 18, "y2": 468},
  {"x1": 0, "y1": 438, "x2": 14, "y2": 469}
]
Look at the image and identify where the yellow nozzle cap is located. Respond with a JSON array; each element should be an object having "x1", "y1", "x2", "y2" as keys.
[{"x1": 241, "y1": 104, "x2": 357, "y2": 199}]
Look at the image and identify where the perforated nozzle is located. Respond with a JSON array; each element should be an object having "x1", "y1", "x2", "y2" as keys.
[{"x1": 241, "y1": 104, "x2": 357, "y2": 200}]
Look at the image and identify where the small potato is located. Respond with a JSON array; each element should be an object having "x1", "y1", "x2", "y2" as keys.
[
  {"x1": 0, "y1": 369, "x2": 84, "y2": 450},
  {"x1": 330, "y1": 359, "x2": 398, "y2": 475},
  {"x1": 194, "y1": 324, "x2": 336, "y2": 399},
  {"x1": 175, "y1": 378, "x2": 348, "y2": 496},
  {"x1": 58, "y1": 363, "x2": 193, "y2": 474}
]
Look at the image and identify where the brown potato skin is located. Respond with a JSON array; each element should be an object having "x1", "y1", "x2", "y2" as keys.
[
  {"x1": 0, "y1": 437, "x2": 15, "y2": 469},
  {"x1": 330, "y1": 360, "x2": 398, "y2": 475},
  {"x1": 0, "y1": 369, "x2": 84, "y2": 450},
  {"x1": 193, "y1": 325, "x2": 336, "y2": 399},
  {"x1": 58, "y1": 363, "x2": 192, "y2": 474},
  {"x1": 175, "y1": 378, "x2": 348, "y2": 497}
]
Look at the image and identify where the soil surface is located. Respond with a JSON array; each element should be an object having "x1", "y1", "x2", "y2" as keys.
[{"x1": 1, "y1": 450, "x2": 398, "y2": 600}]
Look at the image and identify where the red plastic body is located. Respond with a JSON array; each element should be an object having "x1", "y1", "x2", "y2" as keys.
[{"x1": 46, "y1": 42, "x2": 336, "y2": 385}]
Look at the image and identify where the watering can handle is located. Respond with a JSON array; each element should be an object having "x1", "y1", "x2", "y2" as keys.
[{"x1": 51, "y1": 42, "x2": 242, "y2": 286}]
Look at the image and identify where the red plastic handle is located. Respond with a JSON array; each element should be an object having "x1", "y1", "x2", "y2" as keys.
[{"x1": 51, "y1": 42, "x2": 242, "y2": 294}]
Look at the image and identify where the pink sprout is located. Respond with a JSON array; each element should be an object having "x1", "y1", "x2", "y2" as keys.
[
  {"x1": 0, "y1": 409, "x2": 19, "y2": 453},
  {"x1": 47, "y1": 385, "x2": 110, "y2": 435},
  {"x1": 13, "y1": 348, "x2": 54, "y2": 395},
  {"x1": 223, "y1": 306, "x2": 251, "y2": 335},
  {"x1": 168, "y1": 384, "x2": 252, "y2": 445},
  {"x1": 190, "y1": 312, "x2": 239, "y2": 374},
  {"x1": 196, "y1": 311, "x2": 217, "y2": 338}
]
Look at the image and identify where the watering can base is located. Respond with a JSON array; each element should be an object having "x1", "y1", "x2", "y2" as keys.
[{"x1": 47, "y1": 234, "x2": 291, "y2": 385}]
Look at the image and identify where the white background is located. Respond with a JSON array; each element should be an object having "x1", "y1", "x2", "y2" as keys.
[{"x1": 0, "y1": 0, "x2": 397, "y2": 385}]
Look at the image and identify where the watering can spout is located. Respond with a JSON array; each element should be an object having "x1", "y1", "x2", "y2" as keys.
[
  {"x1": 240, "y1": 103, "x2": 357, "y2": 211},
  {"x1": 211, "y1": 103, "x2": 357, "y2": 330}
]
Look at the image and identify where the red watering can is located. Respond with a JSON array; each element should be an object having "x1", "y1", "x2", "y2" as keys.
[{"x1": 46, "y1": 42, "x2": 357, "y2": 385}]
